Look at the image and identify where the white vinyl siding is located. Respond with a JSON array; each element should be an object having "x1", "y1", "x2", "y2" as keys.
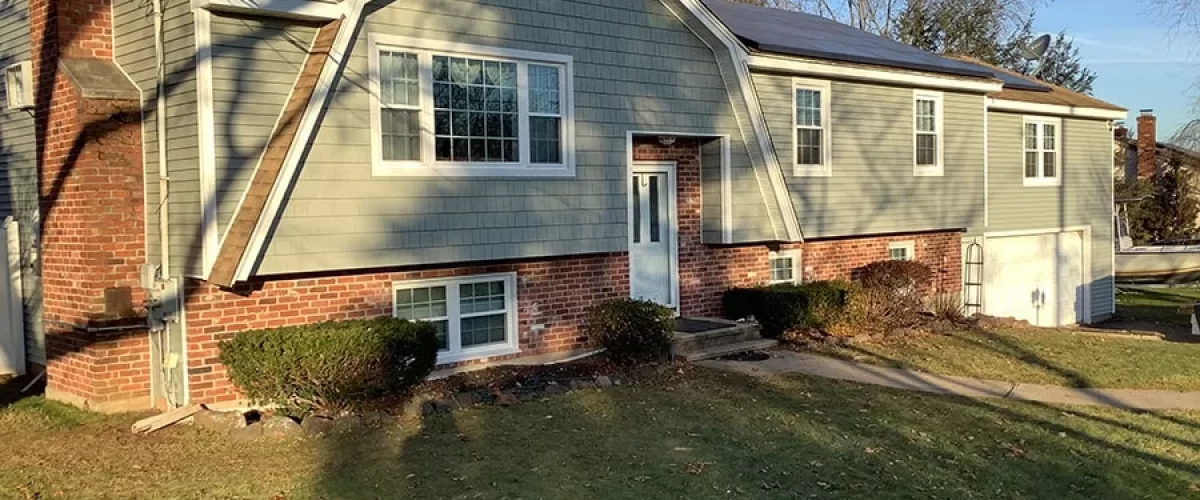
[
  {"x1": 393, "y1": 273, "x2": 519, "y2": 364},
  {"x1": 368, "y1": 35, "x2": 575, "y2": 177}
]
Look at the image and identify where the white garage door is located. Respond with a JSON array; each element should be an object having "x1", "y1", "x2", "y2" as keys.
[{"x1": 983, "y1": 231, "x2": 1085, "y2": 327}]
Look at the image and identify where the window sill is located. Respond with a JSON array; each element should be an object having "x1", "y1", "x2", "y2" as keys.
[
  {"x1": 1023, "y1": 177, "x2": 1062, "y2": 187},
  {"x1": 913, "y1": 165, "x2": 944, "y2": 177},
  {"x1": 373, "y1": 161, "x2": 575, "y2": 178},
  {"x1": 793, "y1": 165, "x2": 832, "y2": 177},
  {"x1": 436, "y1": 345, "x2": 522, "y2": 366}
]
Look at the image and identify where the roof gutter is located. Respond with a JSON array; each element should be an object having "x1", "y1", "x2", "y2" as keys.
[
  {"x1": 747, "y1": 54, "x2": 1004, "y2": 93},
  {"x1": 986, "y1": 98, "x2": 1127, "y2": 120}
]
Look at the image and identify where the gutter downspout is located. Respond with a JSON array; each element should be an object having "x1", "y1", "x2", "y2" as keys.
[{"x1": 152, "y1": 0, "x2": 170, "y2": 274}]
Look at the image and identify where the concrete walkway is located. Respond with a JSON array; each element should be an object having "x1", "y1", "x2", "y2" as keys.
[{"x1": 696, "y1": 350, "x2": 1200, "y2": 410}]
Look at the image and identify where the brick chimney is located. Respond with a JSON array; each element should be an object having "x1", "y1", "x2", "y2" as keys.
[
  {"x1": 31, "y1": 0, "x2": 151, "y2": 411},
  {"x1": 1137, "y1": 109, "x2": 1158, "y2": 178}
]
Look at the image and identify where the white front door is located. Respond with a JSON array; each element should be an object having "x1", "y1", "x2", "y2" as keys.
[
  {"x1": 983, "y1": 231, "x2": 1085, "y2": 326},
  {"x1": 629, "y1": 165, "x2": 676, "y2": 308}
]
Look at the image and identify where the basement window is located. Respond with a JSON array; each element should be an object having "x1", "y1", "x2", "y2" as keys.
[
  {"x1": 888, "y1": 241, "x2": 915, "y2": 261},
  {"x1": 4, "y1": 61, "x2": 32, "y2": 110},
  {"x1": 768, "y1": 250, "x2": 802, "y2": 284},
  {"x1": 368, "y1": 35, "x2": 575, "y2": 177},
  {"x1": 393, "y1": 273, "x2": 520, "y2": 364}
]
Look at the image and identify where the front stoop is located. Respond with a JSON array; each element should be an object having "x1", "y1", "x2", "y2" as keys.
[{"x1": 672, "y1": 318, "x2": 776, "y2": 362}]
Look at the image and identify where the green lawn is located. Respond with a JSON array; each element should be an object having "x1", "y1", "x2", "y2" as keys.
[
  {"x1": 2, "y1": 369, "x2": 1198, "y2": 499},
  {"x1": 803, "y1": 286, "x2": 1200, "y2": 391},
  {"x1": 1114, "y1": 286, "x2": 1200, "y2": 333},
  {"x1": 805, "y1": 326, "x2": 1200, "y2": 391}
]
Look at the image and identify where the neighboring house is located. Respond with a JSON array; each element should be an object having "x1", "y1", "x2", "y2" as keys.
[
  {"x1": 1114, "y1": 109, "x2": 1200, "y2": 181},
  {"x1": 0, "y1": 0, "x2": 1123, "y2": 411}
]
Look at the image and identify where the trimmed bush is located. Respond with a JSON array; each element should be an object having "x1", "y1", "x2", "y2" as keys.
[
  {"x1": 586, "y1": 298, "x2": 675, "y2": 365},
  {"x1": 219, "y1": 317, "x2": 439, "y2": 415},
  {"x1": 722, "y1": 281, "x2": 856, "y2": 338},
  {"x1": 854, "y1": 260, "x2": 933, "y2": 294}
]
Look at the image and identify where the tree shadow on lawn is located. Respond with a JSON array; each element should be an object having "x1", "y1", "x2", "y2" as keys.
[
  {"x1": 1092, "y1": 287, "x2": 1200, "y2": 343},
  {"x1": 311, "y1": 368, "x2": 1200, "y2": 499},
  {"x1": 829, "y1": 341, "x2": 1200, "y2": 449}
]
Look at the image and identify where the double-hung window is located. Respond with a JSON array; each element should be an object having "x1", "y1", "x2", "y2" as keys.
[
  {"x1": 1023, "y1": 117, "x2": 1062, "y2": 186},
  {"x1": 913, "y1": 90, "x2": 944, "y2": 176},
  {"x1": 793, "y1": 78, "x2": 832, "y2": 176},
  {"x1": 768, "y1": 250, "x2": 802, "y2": 284},
  {"x1": 393, "y1": 273, "x2": 519, "y2": 364},
  {"x1": 369, "y1": 35, "x2": 574, "y2": 177}
]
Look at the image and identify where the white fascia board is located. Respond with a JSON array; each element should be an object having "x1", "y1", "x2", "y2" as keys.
[
  {"x1": 748, "y1": 54, "x2": 1004, "y2": 94},
  {"x1": 192, "y1": 0, "x2": 346, "y2": 21},
  {"x1": 986, "y1": 98, "x2": 1127, "y2": 120}
]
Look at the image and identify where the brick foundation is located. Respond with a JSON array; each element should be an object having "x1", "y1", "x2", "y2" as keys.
[
  {"x1": 33, "y1": 0, "x2": 150, "y2": 410},
  {"x1": 184, "y1": 254, "x2": 629, "y2": 403},
  {"x1": 632, "y1": 137, "x2": 963, "y2": 317}
]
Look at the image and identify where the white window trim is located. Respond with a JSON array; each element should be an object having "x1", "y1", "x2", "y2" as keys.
[
  {"x1": 912, "y1": 89, "x2": 944, "y2": 177},
  {"x1": 1022, "y1": 116, "x2": 1063, "y2": 187},
  {"x1": 4, "y1": 61, "x2": 32, "y2": 110},
  {"x1": 791, "y1": 77, "x2": 833, "y2": 177},
  {"x1": 367, "y1": 34, "x2": 576, "y2": 178},
  {"x1": 768, "y1": 249, "x2": 803, "y2": 284},
  {"x1": 392, "y1": 272, "x2": 521, "y2": 365},
  {"x1": 888, "y1": 240, "x2": 915, "y2": 261}
]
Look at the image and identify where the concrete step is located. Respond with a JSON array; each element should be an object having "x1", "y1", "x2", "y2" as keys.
[
  {"x1": 672, "y1": 322, "x2": 763, "y2": 353},
  {"x1": 678, "y1": 339, "x2": 778, "y2": 362}
]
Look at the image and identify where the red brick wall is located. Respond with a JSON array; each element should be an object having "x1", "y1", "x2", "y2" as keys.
[
  {"x1": 184, "y1": 254, "x2": 629, "y2": 403},
  {"x1": 632, "y1": 138, "x2": 963, "y2": 317},
  {"x1": 802, "y1": 232, "x2": 963, "y2": 294},
  {"x1": 33, "y1": 0, "x2": 150, "y2": 407},
  {"x1": 633, "y1": 138, "x2": 770, "y2": 317}
]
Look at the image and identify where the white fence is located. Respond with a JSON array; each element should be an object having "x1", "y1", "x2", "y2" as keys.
[{"x1": 0, "y1": 217, "x2": 23, "y2": 376}]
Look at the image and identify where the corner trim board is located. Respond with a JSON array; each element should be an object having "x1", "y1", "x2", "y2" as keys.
[{"x1": 195, "y1": 8, "x2": 217, "y2": 278}]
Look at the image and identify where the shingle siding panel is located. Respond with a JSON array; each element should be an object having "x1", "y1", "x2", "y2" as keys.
[
  {"x1": 209, "y1": 14, "x2": 316, "y2": 244},
  {"x1": 257, "y1": 0, "x2": 771, "y2": 274},
  {"x1": 114, "y1": 0, "x2": 200, "y2": 276}
]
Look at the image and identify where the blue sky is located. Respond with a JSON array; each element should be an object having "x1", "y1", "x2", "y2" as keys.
[{"x1": 1035, "y1": 0, "x2": 1200, "y2": 138}]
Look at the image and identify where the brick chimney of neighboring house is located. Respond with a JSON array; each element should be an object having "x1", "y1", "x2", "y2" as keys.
[
  {"x1": 1137, "y1": 109, "x2": 1158, "y2": 178},
  {"x1": 30, "y1": 0, "x2": 150, "y2": 411}
]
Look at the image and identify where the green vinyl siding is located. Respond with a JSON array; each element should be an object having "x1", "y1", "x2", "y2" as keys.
[
  {"x1": 701, "y1": 139, "x2": 724, "y2": 243},
  {"x1": 0, "y1": 0, "x2": 42, "y2": 363},
  {"x1": 209, "y1": 14, "x2": 317, "y2": 241},
  {"x1": 114, "y1": 0, "x2": 200, "y2": 276},
  {"x1": 256, "y1": 0, "x2": 778, "y2": 275},
  {"x1": 753, "y1": 72, "x2": 986, "y2": 238},
  {"x1": 987, "y1": 112, "x2": 1115, "y2": 319}
]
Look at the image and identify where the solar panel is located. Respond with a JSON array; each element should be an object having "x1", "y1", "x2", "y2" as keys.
[{"x1": 703, "y1": 0, "x2": 1007, "y2": 81}]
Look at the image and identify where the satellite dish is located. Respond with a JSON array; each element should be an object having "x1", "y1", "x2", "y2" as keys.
[{"x1": 1021, "y1": 34, "x2": 1053, "y2": 61}]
